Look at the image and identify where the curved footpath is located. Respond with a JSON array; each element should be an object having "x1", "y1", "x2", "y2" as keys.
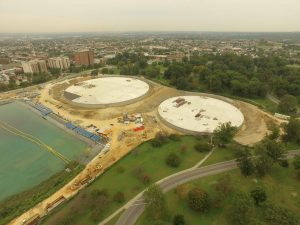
[{"x1": 99, "y1": 150, "x2": 300, "y2": 225}]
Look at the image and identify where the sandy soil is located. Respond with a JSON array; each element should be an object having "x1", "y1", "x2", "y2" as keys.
[{"x1": 8, "y1": 76, "x2": 281, "y2": 225}]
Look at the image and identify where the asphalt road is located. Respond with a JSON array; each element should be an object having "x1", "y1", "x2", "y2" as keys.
[{"x1": 114, "y1": 150, "x2": 300, "y2": 225}]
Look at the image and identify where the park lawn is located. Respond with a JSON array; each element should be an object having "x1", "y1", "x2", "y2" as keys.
[
  {"x1": 285, "y1": 142, "x2": 300, "y2": 151},
  {"x1": 201, "y1": 147, "x2": 236, "y2": 166},
  {"x1": 41, "y1": 136, "x2": 208, "y2": 225},
  {"x1": 137, "y1": 163, "x2": 300, "y2": 225},
  {"x1": 201, "y1": 143, "x2": 239, "y2": 166},
  {"x1": 104, "y1": 211, "x2": 123, "y2": 225},
  {"x1": 249, "y1": 97, "x2": 278, "y2": 113}
]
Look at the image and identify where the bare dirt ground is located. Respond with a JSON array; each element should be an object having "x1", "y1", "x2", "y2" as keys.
[
  {"x1": 8, "y1": 76, "x2": 282, "y2": 225},
  {"x1": 233, "y1": 100, "x2": 284, "y2": 146}
]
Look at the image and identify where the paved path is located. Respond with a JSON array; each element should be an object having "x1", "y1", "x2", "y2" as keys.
[
  {"x1": 267, "y1": 93, "x2": 280, "y2": 104},
  {"x1": 111, "y1": 150, "x2": 300, "y2": 225}
]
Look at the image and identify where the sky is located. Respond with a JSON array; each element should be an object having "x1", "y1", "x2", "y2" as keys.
[{"x1": 0, "y1": 0, "x2": 299, "y2": 33}]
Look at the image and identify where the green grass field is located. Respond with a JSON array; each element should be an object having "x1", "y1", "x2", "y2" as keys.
[
  {"x1": 41, "y1": 136, "x2": 209, "y2": 225},
  {"x1": 138, "y1": 163, "x2": 300, "y2": 225}
]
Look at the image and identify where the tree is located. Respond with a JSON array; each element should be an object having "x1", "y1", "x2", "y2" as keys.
[
  {"x1": 264, "y1": 203, "x2": 299, "y2": 225},
  {"x1": 194, "y1": 142, "x2": 213, "y2": 153},
  {"x1": 144, "y1": 184, "x2": 168, "y2": 220},
  {"x1": 101, "y1": 68, "x2": 109, "y2": 74},
  {"x1": 215, "y1": 174, "x2": 232, "y2": 198},
  {"x1": 278, "y1": 95, "x2": 298, "y2": 114},
  {"x1": 229, "y1": 192, "x2": 255, "y2": 225},
  {"x1": 284, "y1": 118, "x2": 300, "y2": 144},
  {"x1": 188, "y1": 187, "x2": 210, "y2": 213},
  {"x1": 213, "y1": 122, "x2": 237, "y2": 147},
  {"x1": 168, "y1": 134, "x2": 181, "y2": 141},
  {"x1": 165, "y1": 153, "x2": 181, "y2": 168},
  {"x1": 293, "y1": 155, "x2": 300, "y2": 170},
  {"x1": 173, "y1": 214, "x2": 185, "y2": 225},
  {"x1": 250, "y1": 187, "x2": 267, "y2": 206},
  {"x1": 113, "y1": 191, "x2": 125, "y2": 203},
  {"x1": 268, "y1": 124, "x2": 280, "y2": 140},
  {"x1": 254, "y1": 154, "x2": 273, "y2": 177},
  {"x1": 236, "y1": 149, "x2": 255, "y2": 176},
  {"x1": 91, "y1": 69, "x2": 99, "y2": 76},
  {"x1": 151, "y1": 132, "x2": 168, "y2": 147},
  {"x1": 255, "y1": 139, "x2": 285, "y2": 162}
]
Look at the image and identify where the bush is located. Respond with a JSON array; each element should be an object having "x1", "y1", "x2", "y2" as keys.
[
  {"x1": 264, "y1": 203, "x2": 299, "y2": 225},
  {"x1": 228, "y1": 192, "x2": 254, "y2": 225},
  {"x1": 173, "y1": 214, "x2": 185, "y2": 225},
  {"x1": 293, "y1": 156, "x2": 300, "y2": 170},
  {"x1": 194, "y1": 142, "x2": 213, "y2": 153},
  {"x1": 113, "y1": 192, "x2": 125, "y2": 203},
  {"x1": 296, "y1": 169, "x2": 300, "y2": 180},
  {"x1": 101, "y1": 68, "x2": 109, "y2": 74},
  {"x1": 188, "y1": 187, "x2": 210, "y2": 213},
  {"x1": 175, "y1": 184, "x2": 190, "y2": 200},
  {"x1": 279, "y1": 159, "x2": 289, "y2": 168},
  {"x1": 151, "y1": 133, "x2": 169, "y2": 147},
  {"x1": 180, "y1": 145, "x2": 188, "y2": 154},
  {"x1": 250, "y1": 187, "x2": 267, "y2": 206},
  {"x1": 165, "y1": 153, "x2": 181, "y2": 168},
  {"x1": 168, "y1": 134, "x2": 181, "y2": 141},
  {"x1": 141, "y1": 174, "x2": 151, "y2": 184},
  {"x1": 132, "y1": 166, "x2": 151, "y2": 184}
]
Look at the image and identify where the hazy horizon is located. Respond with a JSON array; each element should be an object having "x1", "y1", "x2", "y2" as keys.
[{"x1": 0, "y1": 0, "x2": 300, "y2": 33}]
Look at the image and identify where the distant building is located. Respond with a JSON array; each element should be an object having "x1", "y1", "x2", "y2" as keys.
[
  {"x1": 74, "y1": 50, "x2": 94, "y2": 65},
  {"x1": 47, "y1": 56, "x2": 70, "y2": 70},
  {"x1": 21, "y1": 60, "x2": 48, "y2": 74}
]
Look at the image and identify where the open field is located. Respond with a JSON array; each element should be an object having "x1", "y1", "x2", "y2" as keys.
[
  {"x1": 41, "y1": 136, "x2": 208, "y2": 225},
  {"x1": 137, "y1": 163, "x2": 300, "y2": 225},
  {"x1": 0, "y1": 102, "x2": 87, "y2": 201}
]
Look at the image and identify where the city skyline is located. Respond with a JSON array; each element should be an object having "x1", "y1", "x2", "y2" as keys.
[{"x1": 0, "y1": 0, "x2": 300, "y2": 33}]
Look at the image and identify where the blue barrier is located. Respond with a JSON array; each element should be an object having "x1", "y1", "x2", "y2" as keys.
[
  {"x1": 65, "y1": 122, "x2": 102, "y2": 142},
  {"x1": 33, "y1": 104, "x2": 53, "y2": 116}
]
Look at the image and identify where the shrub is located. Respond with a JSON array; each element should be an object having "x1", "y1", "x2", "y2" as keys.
[
  {"x1": 228, "y1": 192, "x2": 255, "y2": 225},
  {"x1": 165, "y1": 153, "x2": 181, "y2": 168},
  {"x1": 113, "y1": 192, "x2": 125, "y2": 203},
  {"x1": 168, "y1": 134, "x2": 181, "y2": 141},
  {"x1": 188, "y1": 187, "x2": 210, "y2": 213},
  {"x1": 279, "y1": 159, "x2": 289, "y2": 168},
  {"x1": 141, "y1": 174, "x2": 151, "y2": 184},
  {"x1": 175, "y1": 184, "x2": 191, "y2": 200},
  {"x1": 173, "y1": 214, "x2": 185, "y2": 225},
  {"x1": 250, "y1": 187, "x2": 267, "y2": 206},
  {"x1": 151, "y1": 132, "x2": 169, "y2": 147},
  {"x1": 264, "y1": 203, "x2": 299, "y2": 225},
  {"x1": 194, "y1": 142, "x2": 213, "y2": 153},
  {"x1": 293, "y1": 156, "x2": 300, "y2": 170},
  {"x1": 180, "y1": 145, "x2": 188, "y2": 154}
]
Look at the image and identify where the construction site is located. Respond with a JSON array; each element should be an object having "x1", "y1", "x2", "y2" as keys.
[
  {"x1": 64, "y1": 76, "x2": 150, "y2": 107},
  {"x1": 158, "y1": 96, "x2": 244, "y2": 134},
  {"x1": 4, "y1": 74, "x2": 286, "y2": 225}
]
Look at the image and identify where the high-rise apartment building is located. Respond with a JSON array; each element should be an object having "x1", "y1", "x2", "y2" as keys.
[
  {"x1": 21, "y1": 60, "x2": 48, "y2": 74},
  {"x1": 47, "y1": 56, "x2": 70, "y2": 70},
  {"x1": 74, "y1": 50, "x2": 94, "y2": 65}
]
